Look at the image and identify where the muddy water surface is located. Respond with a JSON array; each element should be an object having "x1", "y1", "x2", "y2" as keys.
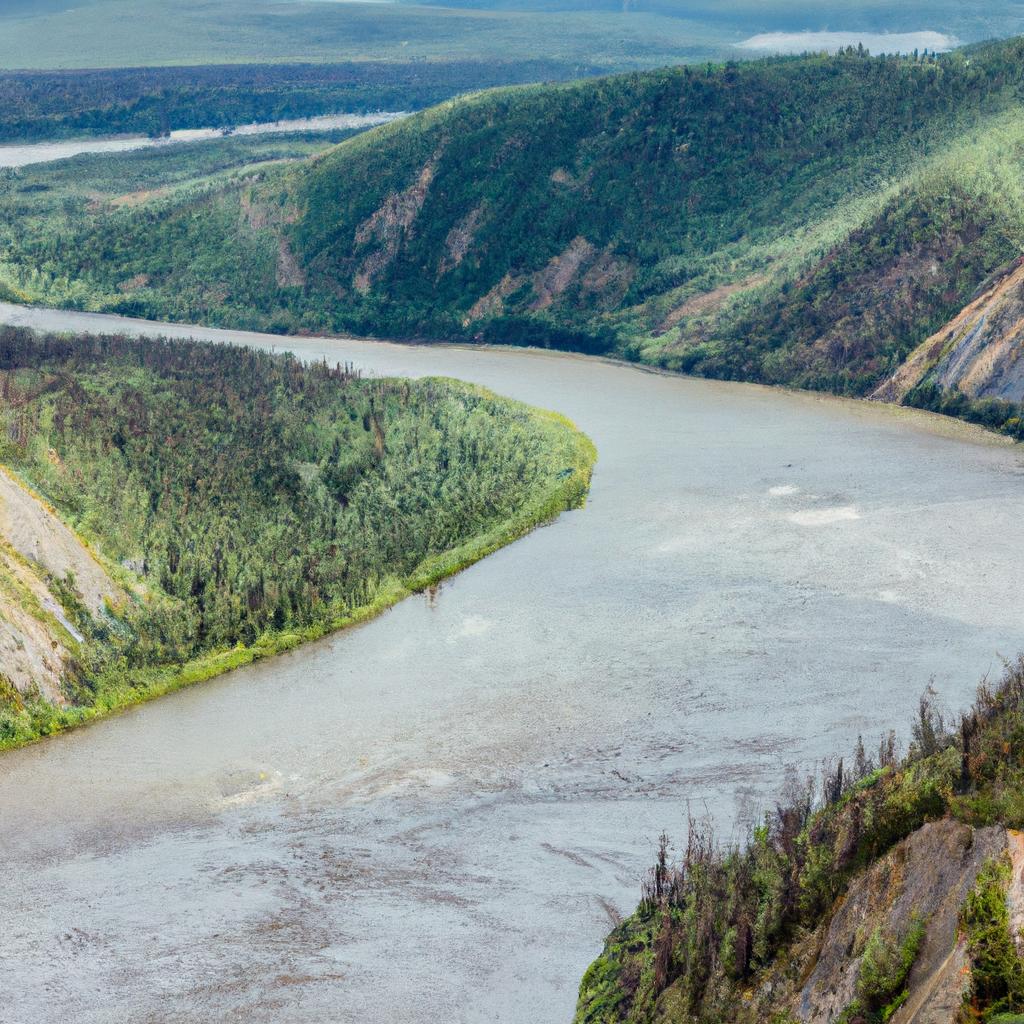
[{"x1": 2, "y1": 304, "x2": 1024, "y2": 1023}]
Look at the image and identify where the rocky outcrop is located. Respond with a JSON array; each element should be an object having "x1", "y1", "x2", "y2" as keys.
[
  {"x1": 873, "y1": 256, "x2": 1024, "y2": 403},
  {"x1": 353, "y1": 157, "x2": 437, "y2": 293},
  {"x1": 0, "y1": 542, "x2": 75, "y2": 704},
  {"x1": 655, "y1": 274, "x2": 769, "y2": 336},
  {"x1": 464, "y1": 272, "x2": 527, "y2": 323},
  {"x1": 740, "y1": 819, "x2": 1024, "y2": 1024},
  {"x1": 438, "y1": 205, "x2": 485, "y2": 276},
  {"x1": 0, "y1": 467, "x2": 121, "y2": 617},
  {"x1": 529, "y1": 237, "x2": 596, "y2": 311},
  {"x1": 276, "y1": 238, "x2": 306, "y2": 288},
  {"x1": 796, "y1": 820, "x2": 1002, "y2": 1023},
  {"x1": 0, "y1": 467, "x2": 126, "y2": 704}
]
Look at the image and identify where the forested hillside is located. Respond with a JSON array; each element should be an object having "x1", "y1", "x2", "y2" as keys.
[
  {"x1": 0, "y1": 60, "x2": 593, "y2": 143},
  {"x1": 0, "y1": 327, "x2": 593, "y2": 747},
  {"x1": 5, "y1": 41, "x2": 1024, "y2": 411},
  {"x1": 7, "y1": 40, "x2": 1024, "y2": 433}
]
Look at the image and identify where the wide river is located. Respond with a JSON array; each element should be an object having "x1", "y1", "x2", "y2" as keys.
[
  {"x1": 0, "y1": 112, "x2": 405, "y2": 169},
  {"x1": 2, "y1": 304, "x2": 1024, "y2": 1024}
]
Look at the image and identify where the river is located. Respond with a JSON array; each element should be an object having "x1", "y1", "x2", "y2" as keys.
[
  {"x1": 2, "y1": 303, "x2": 1024, "y2": 1024},
  {"x1": 0, "y1": 112, "x2": 406, "y2": 169}
]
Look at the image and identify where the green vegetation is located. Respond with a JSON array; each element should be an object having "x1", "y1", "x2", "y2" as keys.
[
  {"x1": 8, "y1": 39, "x2": 1024, "y2": 430},
  {"x1": 0, "y1": 61, "x2": 594, "y2": 143},
  {"x1": 575, "y1": 665, "x2": 1024, "y2": 1024},
  {"x1": 837, "y1": 918, "x2": 927, "y2": 1023},
  {"x1": 0, "y1": 325, "x2": 594, "y2": 748},
  {"x1": 963, "y1": 859, "x2": 1024, "y2": 1020},
  {"x1": 904, "y1": 381, "x2": 1024, "y2": 440},
  {"x1": 0, "y1": 132, "x2": 367, "y2": 318}
]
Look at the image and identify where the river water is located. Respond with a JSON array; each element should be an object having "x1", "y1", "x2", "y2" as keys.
[
  {"x1": 2, "y1": 304, "x2": 1024, "y2": 1024},
  {"x1": 0, "y1": 112, "x2": 405, "y2": 169}
]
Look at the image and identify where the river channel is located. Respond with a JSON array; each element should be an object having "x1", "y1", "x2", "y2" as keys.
[{"x1": 1, "y1": 303, "x2": 1023, "y2": 1023}]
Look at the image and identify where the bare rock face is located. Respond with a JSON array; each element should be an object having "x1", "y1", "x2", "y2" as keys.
[
  {"x1": 873, "y1": 256, "x2": 1024, "y2": 403},
  {"x1": 353, "y1": 158, "x2": 437, "y2": 293},
  {"x1": 793, "y1": 820, "x2": 1008, "y2": 1024},
  {"x1": 0, "y1": 467, "x2": 126, "y2": 703},
  {"x1": 529, "y1": 236, "x2": 596, "y2": 311},
  {"x1": 0, "y1": 467, "x2": 122, "y2": 617}
]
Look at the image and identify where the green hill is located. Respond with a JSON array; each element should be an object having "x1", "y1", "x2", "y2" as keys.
[
  {"x1": 7, "y1": 40, "x2": 1024, "y2": 427},
  {"x1": 0, "y1": 326, "x2": 593, "y2": 749}
]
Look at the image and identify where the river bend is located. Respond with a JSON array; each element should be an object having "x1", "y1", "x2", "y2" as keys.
[{"x1": 1, "y1": 303, "x2": 1023, "y2": 1023}]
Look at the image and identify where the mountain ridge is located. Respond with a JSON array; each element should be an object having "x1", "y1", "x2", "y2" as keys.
[{"x1": 7, "y1": 39, "x2": 1024, "y2": 437}]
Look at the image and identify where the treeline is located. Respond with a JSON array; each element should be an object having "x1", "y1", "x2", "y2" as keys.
[
  {"x1": 577, "y1": 662, "x2": 1024, "y2": 1023},
  {"x1": 286, "y1": 41, "x2": 1024, "y2": 329},
  {"x1": 14, "y1": 42, "x2": 1024, "y2": 357},
  {"x1": 0, "y1": 326, "x2": 590, "y2": 740},
  {"x1": 0, "y1": 59, "x2": 597, "y2": 143},
  {"x1": 678, "y1": 173, "x2": 1024, "y2": 395}
]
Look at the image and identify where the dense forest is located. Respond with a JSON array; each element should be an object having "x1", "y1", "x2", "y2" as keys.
[
  {"x1": 7, "y1": 39, "x2": 1024, "y2": 434},
  {"x1": 0, "y1": 326, "x2": 593, "y2": 746},
  {"x1": 0, "y1": 60, "x2": 595, "y2": 143},
  {"x1": 577, "y1": 663, "x2": 1024, "y2": 1023}
]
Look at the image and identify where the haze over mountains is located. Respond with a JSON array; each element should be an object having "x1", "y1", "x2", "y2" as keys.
[{"x1": 0, "y1": 0, "x2": 1020, "y2": 69}]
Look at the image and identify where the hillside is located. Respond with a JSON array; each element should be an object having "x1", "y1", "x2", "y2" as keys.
[
  {"x1": 7, "y1": 40, "x2": 1024, "y2": 433},
  {"x1": 0, "y1": 326, "x2": 593, "y2": 748},
  {"x1": 869, "y1": 256, "x2": 1024, "y2": 435},
  {"x1": 576, "y1": 664, "x2": 1024, "y2": 1024},
  {"x1": 0, "y1": 61, "x2": 596, "y2": 144}
]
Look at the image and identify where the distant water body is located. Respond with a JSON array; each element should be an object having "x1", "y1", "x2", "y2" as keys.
[
  {"x1": 737, "y1": 30, "x2": 959, "y2": 55},
  {"x1": 0, "y1": 111, "x2": 406, "y2": 168}
]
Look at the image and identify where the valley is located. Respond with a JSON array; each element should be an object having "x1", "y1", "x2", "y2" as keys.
[
  {"x1": 3, "y1": 302, "x2": 1024, "y2": 1021},
  {"x1": 7, "y1": 42, "x2": 1024, "y2": 442},
  {"x1": 7, "y1": 18, "x2": 1024, "y2": 1024}
]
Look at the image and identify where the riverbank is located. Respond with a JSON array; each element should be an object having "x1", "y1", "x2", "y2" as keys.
[
  {"x1": 0, "y1": 328, "x2": 595, "y2": 751},
  {"x1": 0, "y1": 111, "x2": 405, "y2": 168},
  {"x1": 3, "y1": 306, "x2": 1024, "y2": 1024},
  {"x1": 3, "y1": 300, "x2": 1017, "y2": 454}
]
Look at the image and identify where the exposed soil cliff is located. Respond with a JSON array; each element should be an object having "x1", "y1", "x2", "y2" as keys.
[
  {"x1": 577, "y1": 663, "x2": 1024, "y2": 1024},
  {"x1": 874, "y1": 256, "x2": 1024, "y2": 404},
  {"x1": 0, "y1": 467, "x2": 124, "y2": 704}
]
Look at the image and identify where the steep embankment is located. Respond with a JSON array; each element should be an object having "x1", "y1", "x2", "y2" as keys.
[
  {"x1": 0, "y1": 465, "x2": 126, "y2": 706},
  {"x1": 576, "y1": 664, "x2": 1024, "y2": 1024},
  {"x1": 871, "y1": 256, "x2": 1024, "y2": 432}
]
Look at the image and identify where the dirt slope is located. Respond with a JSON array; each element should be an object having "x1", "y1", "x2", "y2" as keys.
[
  {"x1": 0, "y1": 466, "x2": 124, "y2": 703},
  {"x1": 874, "y1": 256, "x2": 1024, "y2": 404}
]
